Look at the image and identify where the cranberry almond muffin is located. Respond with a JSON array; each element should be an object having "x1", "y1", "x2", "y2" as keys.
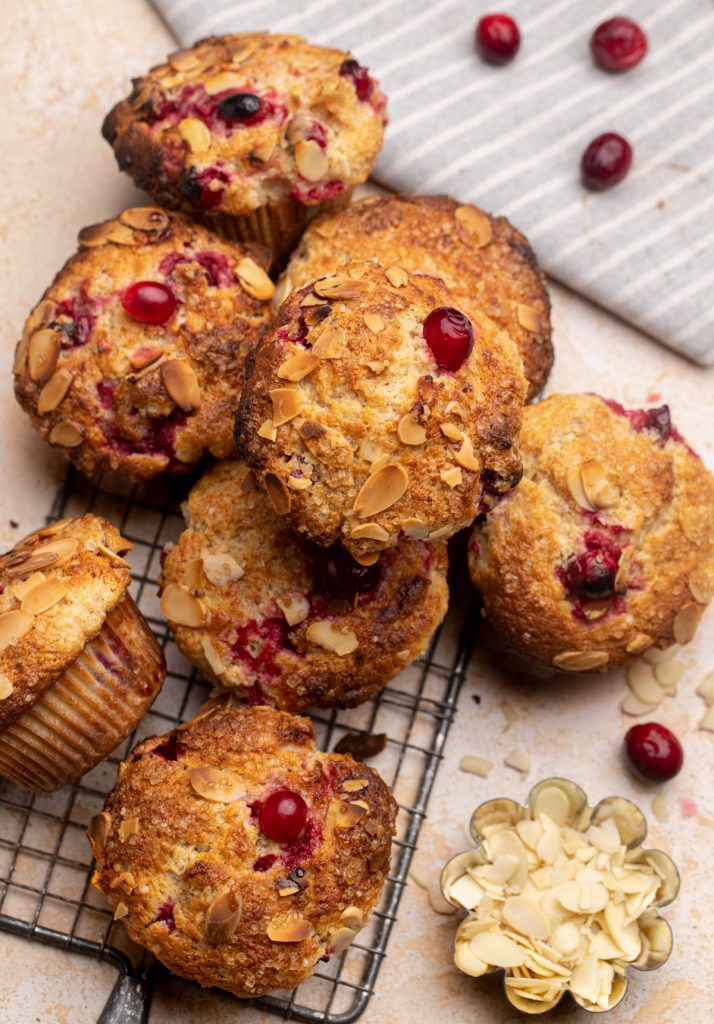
[
  {"x1": 14, "y1": 208, "x2": 275, "y2": 480},
  {"x1": 89, "y1": 704, "x2": 397, "y2": 998},
  {"x1": 0, "y1": 515, "x2": 165, "y2": 792},
  {"x1": 160, "y1": 459, "x2": 448, "y2": 711},
  {"x1": 102, "y1": 33, "x2": 387, "y2": 261},
  {"x1": 281, "y1": 194, "x2": 553, "y2": 401},
  {"x1": 469, "y1": 394, "x2": 714, "y2": 672},
  {"x1": 236, "y1": 260, "x2": 526, "y2": 560}
]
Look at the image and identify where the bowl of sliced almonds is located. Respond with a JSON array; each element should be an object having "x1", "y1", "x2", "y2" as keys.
[{"x1": 440, "y1": 778, "x2": 679, "y2": 1014}]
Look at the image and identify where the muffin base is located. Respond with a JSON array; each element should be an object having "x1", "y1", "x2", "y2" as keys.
[{"x1": 0, "y1": 595, "x2": 165, "y2": 793}]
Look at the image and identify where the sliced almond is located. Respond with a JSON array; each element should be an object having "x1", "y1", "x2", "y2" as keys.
[
  {"x1": 88, "y1": 811, "x2": 111, "y2": 858},
  {"x1": 441, "y1": 466, "x2": 463, "y2": 489},
  {"x1": 350, "y1": 523, "x2": 390, "y2": 542},
  {"x1": 626, "y1": 663, "x2": 663, "y2": 706},
  {"x1": 28, "y1": 299, "x2": 57, "y2": 332},
  {"x1": 182, "y1": 557, "x2": 204, "y2": 589},
  {"x1": 161, "y1": 359, "x2": 201, "y2": 413},
  {"x1": 516, "y1": 304, "x2": 541, "y2": 333},
  {"x1": 269, "y1": 388, "x2": 301, "y2": 427},
  {"x1": 48, "y1": 421, "x2": 83, "y2": 448},
  {"x1": 311, "y1": 325, "x2": 347, "y2": 358},
  {"x1": 0, "y1": 674, "x2": 13, "y2": 700},
  {"x1": 688, "y1": 577, "x2": 711, "y2": 604},
  {"x1": 267, "y1": 919, "x2": 312, "y2": 942},
  {"x1": 580, "y1": 459, "x2": 619, "y2": 508},
  {"x1": 626, "y1": 633, "x2": 652, "y2": 654},
  {"x1": 13, "y1": 335, "x2": 29, "y2": 375},
  {"x1": 331, "y1": 926, "x2": 357, "y2": 951},
  {"x1": 201, "y1": 635, "x2": 225, "y2": 679},
  {"x1": 700, "y1": 707, "x2": 714, "y2": 732},
  {"x1": 402, "y1": 517, "x2": 430, "y2": 539},
  {"x1": 107, "y1": 222, "x2": 137, "y2": 246},
  {"x1": 78, "y1": 221, "x2": 118, "y2": 248},
  {"x1": 264, "y1": 473, "x2": 291, "y2": 516},
  {"x1": 119, "y1": 207, "x2": 170, "y2": 232},
  {"x1": 454, "y1": 205, "x2": 493, "y2": 247},
  {"x1": 503, "y1": 896, "x2": 551, "y2": 940},
  {"x1": 440, "y1": 423, "x2": 462, "y2": 442},
  {"x1": 566, "y1": 466, "x2": 595, "y2": 511},
  {"x1": 37, "y1": 369, "x2": 73, "y2": 414},
  {"x1": 621, "y1": 693, "x2": 657, "y2": 717},
  {"x1": 450, "y1": 433, "x2": 481, "y2": 472},
  {"x1": 340, "y1": 905, "x2": 364, "y2": 928},
  {"x1": 20, "y1": 578, "x2": 68, "y2": 615},
  {"x1": 28, "y1": 329, "x2": 60, "y2": 384},
  {"x1": 444, "y1": 401, "x2": 466, "y2": 420},
  {"x1": 168, "y1": 47, "x2": 201, "y2": 71},
  {"x1": 161, "y1": 583, "x2": 206, "y2": 626},
  {"x1": 353, "y1": 463, "x2": 409, "y2": 519},
  {"x1": 287, "y1": 475, "x2": 312, "y2": 490},
  {"x1": 335, "y1": 799, "x2": 368, "y2": 829},
  {"x1": 202, "y1": 551, "x2": 244, "y2": 586},
  {"x1": 278, "y1": 352, "x2": 321, "y2": 382},
  {"x1": 129, "y1": 347, "x2": 165, "y2": 371},
  {"x1": 276, "y1": 591, "x2": 310, "y2": 626},
  {"x1": 552, "y1": 650, "x2": 609, "y2": 671},
  {"x1": 118, "y1": 816, "x2": 139, "y2": 842},
  {"x1": 314, "y1": 276, "x2": 367, "y2": 301},
  {"x1": 306, "y1": 620, "x2": 358, "y2": 656},
  {"x1": 363, "y1": 313, "x2": 384, "y2": 334},
  {"x1": 203, "y1": 71, "x2": 245, "y2": 94},
  {"x1": 295, "y1": 139, "x2": 328, "y2": 181},
  {"x1": 205, "y1": 890, "x2": 243, "y2": 942},
  {"x1": 258, "y1": 419, "x2": 278, "y2": 441},
  {"x1": 179, "y1": 117, "x2": 212, "y2": 153},
  {"x1": 236, "y1": 257, "x2": 275, "y2": 301},
  {"x1": 469, "y1": 931, "x2": 527, "y2": 969},
  {"x1": 353, "y1": 551, "x2": 380, "y2": 566},
  {"x1": 32, "y1": 537, "x2": 78, "y2": 568},
  {"x1": 251, "y1": 133, "x2": 277, "y2": 163},
  {"x1": 189, "y1": 766, "x2": 241, "y2": 803},
  {"x1": 673, "y1": 603, "x2": 701, "y2": 645},
  {"x1": 398, "y1": 413, "x2": 427, "y2": 446},
  {"x1": 113, "y1": 902, "x2": 129, "y2": 921},
  {"x1": 385, "y1": 266, "x2": 408, "y2": 287},
  {"x1": 0, "y1": 610, "x2": 34, "y2": 651},
  {"x1": 300, "y1": 292, "x2": 324, "y2": 307},
  {"x1": 341, "y1": 780, "x2": 369, "y2": 794},
  {"x1": 364, "y1": 360, "x2": 386, "y2": 374},
  {"x1": 303, "y1": 303, "x2": 331, "y2": 327}
]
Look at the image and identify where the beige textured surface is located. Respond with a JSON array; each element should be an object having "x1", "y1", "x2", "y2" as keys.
[{"x1": 1, "y1": 1, "x2": 713, "y2": 1021}]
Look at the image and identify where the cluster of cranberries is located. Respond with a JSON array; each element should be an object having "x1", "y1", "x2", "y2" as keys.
[{"x1": 475, "y1": 13, "x2": 647, "y2": 190}]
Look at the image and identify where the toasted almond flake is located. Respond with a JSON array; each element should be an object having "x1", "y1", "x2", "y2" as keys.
[
  {"x1": 119, "y1": 207, "x2": 170, "y2": 232},
  {"x1": 398, "y1": 413, "x2": 426, "y2": 446},
  {"x1": 100, "y1": 543, "x2": 132, "y2": 568},
  {"x1": 269, "y1": 388, "x2": 301, "y2": 426},
  {"x1": 653, "y1": 659, "x2": 684, "y2": 690},
  {"x1": 0, "y1": 610, "x2": 34, "y2": 651},
  {"x1": 161, "y1": 583, "x2": 206, "y2": 627},
  {"x1": 287, "y1": 475, "x2": 311, "y2": 490},
  {"x1": 236, "y1": 257, "x2": 275, "y2": 301},
  {"x1": 264, "y1": 473, "x2": 291, "y2": 516},
  {"x1": 516, "y1": 304, "x2": 541, "y2": 333},
  {"x1": 566, "y1": 466, "x2": 595, "y2": 511},
  {"x1": 626, "y1": 663, "x2": 663, "y2": 706},
  {"x1": 252, "y1": 133, "x2": 277, "y2": 163},
  {"x1": 505, "y1": 748, "x2": 531, "y2": 774},
  {"x1": 258, "y1": 419, "x2": 278, "y2": 441},
  {"x1": 161, "y1": 359, "x2": 201, "y2": 413},
  {"x1": 680, "y1": 506, "x2": 704, "y2": 544},
  {"x1": 385, "y1": 266, "x2": 408, "y2": 287},
  {"x1": 314, "y1": 276, "x2": 367, "y2": 300},
  {"x1": 353, "y1": 463, "x2": 409, "y2": 519},
  {"x1": 300, "y1": 291, "x2": 323, "y2": 307},
  {"x1": 444, "y1": 401, "x2": 466, "y2": 420},
  {"x1": 178, "y1": 116, "x2": 212, "y2": 153},
  {"x1": 203, "y1": 71, "x2": 245, "y2": 94},
  {"x1": 276, "y1": 591, "x2": 310, "y2": 626},
  {"x1": 28, "y1": 329, "x2": 60, "y2": 384},
  {"x1": 459, "y1": 755, "x2": 493, "y2": 777},
  {"x1": 651, "y1": 793, "x2": 669, "y2": 824},
  {"x1": 295, "y1": 139, "x2": 329, "y2": 181},
  {"x1": 350, "y1": 522, "x2": 390, "y2": 542},
  {"x1": 29, "y1": 299, "x2": 57, "y2": 332},
  {"x1": 451, "y1": 433, "x2": 481, "y2": 472},
  {"x1": 428, "y1": 525, "x2": 452, "y2": 540},
  {"x1": 78, "y1": 221, "x2": 119, "y2": 247},
  {"x1": 303, "y1": 303, "x2": 330, "y2": 327},
  {"x1": 626, "y1": 633, "x2": 653, "y2": 654},
  {"x1": 340, "y1": 905, "x2": 364, "y2": 929},
  {"x1": 364, "y1": 359, "x2": 386, "y2": 373},
  {"x1": 128, "y1": 79, "x2": 152, "y2": 110},
  {"x1": 13, "y1": 335, "x2": 29, "y2": 375},
  {"x1": 335, "y1": 798, "x2": 368, "y2": 829},
  {"x1": 107, "y1": 222, "x2": 138, "y2": 246},
  {"x1": 439, "y1": 422, "x2": 462, "y2": 441},
  {"x1": 37, "y1": 370, "x2": 73, "y2": 414},
  {"x1": 580, "y1": 459, "x2": 619, "y2": 509},
  {"x1": 201, "y1": 635, "x2": 224, "y2": 678},
  {"x1": 202, "y1": 551, "x2": 244, "y2": 586},
  {"x1": 353, "y1": 550, "x2": 381, "y2": 566},
  {"x1": 33, "y1": 537, "x2": 79, "y2": 569},
  {"x1": 306, "y1": 620, "x2": 358, "y2": 656},
  {"x1": 48, "y1": 421, "x2": 84, "y2": 448},
  {"x1": 189, "y1": 766, "x2": 241, "y2": 803},
  {"x1": 168, "y1": 47, "x2": 201, "y2": 71},
  {"x1": 454, "y1": 204, "x2": 493, "y2": 246},
  {"x1": 278, "y1": 352, "x2": 321, "y2": 382},
  {"x1": 368, "y1": 453, "x2": 390, "y2": 474},
  {"x1": 400, "y1": 517, "x2": 429, "y2": 539},
  {"x1": 441, "y1": 466, "x2": 463, "y2": 489},
  {"x1": 114, "y1": 902, "x2": 129, "y2": 921},
  {"x1": 227, "y1": 37, "x2": 261, "y2": 63},
  {"x1": 341, "y1": 779, "x2": 369, "y2": 794},
  {"x1": 0, "y1": 674, "x2": 13, "y2": 700},
  {"x1": 363, "y1": 313, "x2": 384, "y2": 333},
  {"x1": 267, "y1": 919, "x2": 311, "y2": 942},
  {"x1": 330, "y1": 926, "x2": 357, "y2": 951},
  {"x1": 205, "y1": 890, "x2": 243, "y2": 942},
  {"x1": 620, "y1": 693, "x2": 657, "y2": 717},
  {"x1": 88, "y1": 811, "x2": 111, "y2": 857},
  {"x1": 20, "y1": 578, "x2": 68, "y2": 615},
  {"x1": 118, "y1": 816, "x2": 139, "y2": 842},
  {"x1": 673, "y1": 603, "x2": 701, "y2": 645},
  {"x1": 552, "y1": 650, "x2": 608, "y2": 671},
  {"x1": 700, "y1": 706, "x2": 714, "y2": 732},
  {"x1": 311, "y1": 325, "x2": 347, "y2": 359},
  {"x1": 688, "y1": 577, "x2": 711, "y2": 604}
]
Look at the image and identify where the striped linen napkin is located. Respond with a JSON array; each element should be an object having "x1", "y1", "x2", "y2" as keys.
[{"x1": 152, "y1": 0, "x2": 714, "y2": 365}]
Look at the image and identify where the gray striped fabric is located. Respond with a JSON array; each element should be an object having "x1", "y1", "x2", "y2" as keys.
[{"x1": 153, "y1": 0, "x2": 714, "y2": 364}]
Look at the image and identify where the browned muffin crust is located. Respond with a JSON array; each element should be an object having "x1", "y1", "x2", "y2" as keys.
[
  {"x1": 90, "y1": 704, "x2": 397, "y2": 998},
  {"x1": 282, "y1": 194, "x2": 553, "y2": 401},
  {"x1": 469, "y1": 394, "x2": 714, "y2": 672},
  {"x1": 160, "y1": 459, "x2": 449, "y2": 711},
  {"x1": 14, "y1": 207, "x2": 275, "y2": 480},
  {"x1": 102, "y1": 33, "x2": 387, "y2": 218},
  {"x1": 0, "y1": 514, "x2": 132, "y2": 727},
  {"x1": 236, "y1": 260, "x2": 526, "y2": 559}
]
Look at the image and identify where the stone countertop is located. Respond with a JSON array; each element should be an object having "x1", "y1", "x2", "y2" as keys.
[{"x1": 1, "y1": 1, "x2": 713, "y2": 1022}]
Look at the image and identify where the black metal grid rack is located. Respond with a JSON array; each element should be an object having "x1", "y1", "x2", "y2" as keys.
[{"x1": 0, "y1": 467, "x2": 473, "y2": 1023}]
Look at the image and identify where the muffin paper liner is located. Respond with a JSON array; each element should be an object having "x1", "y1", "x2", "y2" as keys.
[{"x1": 0, "y1": 595, "x2": 165, "y2": 793}]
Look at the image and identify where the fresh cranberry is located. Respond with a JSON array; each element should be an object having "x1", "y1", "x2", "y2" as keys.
[
  {"x1": 581, "y1": 133, "x2": 633, "y2": 190},
  {"x1": 566, "y1": 549, "x2": 619, "y2": 600},
  {"x1": 151, "y1": 733, "x2": 182, "y2": 761},
  {"x1": 591, "y1": 17, "x2": 647, "y2": 72},
  {"x1": 475, "y1": 14, "x2": 521, "y2": 65},
  {"x1": 323, "y1": 545, "x2": 381, "y2": 594},
  {"x1": 258, "y1": 789, "x2": 307, "y2": 843},
  {"x1": 218, "y1": 92, "x2": 263, "y2": 123},
  {"x1": 154, "y1": 901, "x2": 175, "y2": 932},
  {"x1": 339, "y1": 59, "x2": 373, "y2": 102},
  {"x1": 423, "y1": 307, "x2": 474, "y2": 371},
  {"x1": 122, "y1": 281, "x2": 176, "y2": 324},
  {"x1": 625, "y1": 722, "x2": 683, "y2": 782}
]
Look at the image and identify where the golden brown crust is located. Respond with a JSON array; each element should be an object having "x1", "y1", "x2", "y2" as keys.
[
  {"x1": 91, "y1": 705, "x2": 397, "y2": 998},
  {"x1": 160, "y1": 459, "x2": 449, "y2": 710},
  {"x1": 13, "y1": 208, "x2": 275, "y2": 481},
  {"x1": 282, "y1": 194, "x2": 553, "y2": 401},
  {"x1": 236, "y1": 260, "x2": 526, "y2": 558},
  {"x1": 0, "y1": 515, "x2": 132, "y2": 727},
  {"x1": 468, "y1": 394, "x2": 714, "y2": 671},
  {"x1": 102, "y1": 33, "x2": 387, "y2": 218}
]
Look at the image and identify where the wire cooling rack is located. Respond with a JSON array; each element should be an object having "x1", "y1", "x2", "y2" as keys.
[{"x1": 0, "y1": 465, "x2": 475, "y2": 1024}]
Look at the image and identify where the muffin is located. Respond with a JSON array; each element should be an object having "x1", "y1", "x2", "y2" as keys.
[
  {"x1": 89, "y1": 704, "x2": 397, "y2": 998},
  {"x1": 160, "y1": 459, "x2": 449, "y2": 711},
  {"x1": 468, "y1": 394, "x2": 714, "y2": 673},
  {"x1": 0, "y1": 515, "x2": 165, "y2": 792},
  {"x1": 236, "y1": 260, "x2": 526, "y2": 560},
  {"x1": 13, "y1": 207, "x2": 275, "y2": 481},
  {"x1": 102, "y1": 33, "x2": 387, "y2": 262},
  {"x1": 281, "y1": 194, "x2": 552, "y2": 400}
]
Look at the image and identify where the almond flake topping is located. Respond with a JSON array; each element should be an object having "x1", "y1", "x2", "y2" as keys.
[
  {"x1": 306, "y1": 620, "x2": 358, "y2": 656},
  {"x1": 398, "y1": 413, "x2": 426, "y2": 446},
  {"x1": 363, "y1": 313, "x2": 385, "y2": 333},
  {"x1": 258, "y1": 419, "x2": 278, "y2": 441},
  {"x1": 385, "y1": 266, "x2": 408, "y2": 287},
  {"x1": 267, "y1": 919, "x2": 312, "y2": 942},
  {"x1": 295, "y1": 139, "x2": 329, "y2": 181},
  {"x1": 37, "y1": 370, "x2": 73, "y2": 414},
  {"x1": 353, "y1": 463, "x2": 409, "y2": 518},
  {"x1": 236, "y1": 257, "x2": 275, "y2": 301},
  {"x1": 189, "y1": 766, "x2": 241, "y2": 803},
  {"x1": 88, "y1": 811, "x2": 111, "y2": 857},
  {"x1": 205, "y1": 890, "x2": 243, "y2": 942},
  {"x1": 0, "y1": 674, "x2": 14, "y2": 700},
  {"x1": 516, "y1": 303, "x2": 541, "y2": 333},
  {"x1": 202, "y1": 551, "x2": 244, "y2": 586},
  {"x1": 350, "y1": 522, "x2": 390, "y2": 542},
  {"x1": 0, "y1": 610, "x2": 34, "y2": 651},
  {"x1": 269, "y1": 388, "x2": 301, "y2": 427},
  {"x1": 264, "y1": 473, "x2": 291, "y2": 516},
  {"x1": 314, "y1": 276, "x2": 367, "y2": 300},
  {"x1": 450, "y1": 433, "x2": 481, "y2": 472},
  {"x1": 118, "y1": 816, "x2": 139, "y2": 842},
  {"x1": 178, "y1": 117, "x2": 211, "y2": 153},
  {"x1": 401, "y1": 517, "x2": 429, "y2": 539},
  {"x1": 276, "y1": 591, "x2": 310, "y2": 626},
  {"x1": 161, "y1": 359, "x2": 201, "y2": 413},
  {"x1": 28, "y1": 329, "x2": 60, "y2": 384},
  {"x1": 203, "y1": 71, "x2": 245, "y2": 95},
  {"x1": 119, "y1": 207, "x2": 170, "y2": 232},
  {"x1": 454, "y1": 205, "x2": 493, "y2": 247},
  {"x1": 161, "y1": 583, "x2": 206, "y2": 627},
  {"x1": 311, "y1": 325, "x2": 347, "y2": 358},
  {"x1": 552, "y1": 650, "x2": 609, "y2": 671},
  {"x1": 441, "y1": 466, "x2": 463, "y2": 489},
  {"x1": 278, "y1": 352, "x2": 321, "y2": 381},
  {"x1": 48, "y1": 421, "x2": 84, "y2": 448},
  {"x1": 673, "y1": 603, "x2": 701, "y2": 645},
  {"x1": 20, "y1": 578, "x2": 69, "y2": 615}
]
